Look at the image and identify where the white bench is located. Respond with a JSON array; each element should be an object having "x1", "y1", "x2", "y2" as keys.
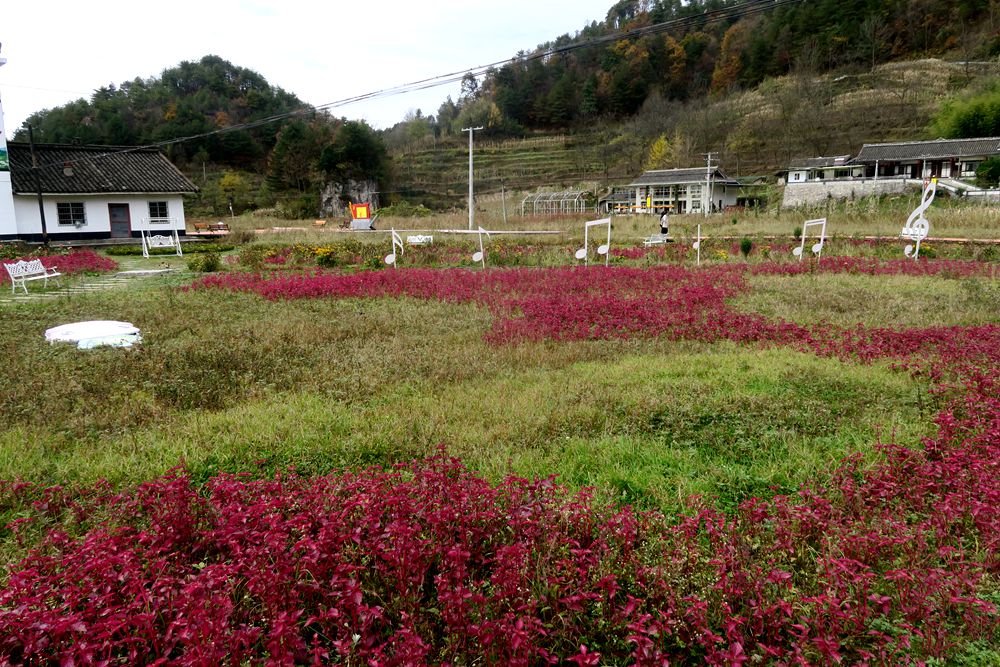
[
  {"x1": 406, "y1": 235, "x2": 434, "y2": 246},
  {"x1": 643, "y1": 234, "x2": 670, "y2": 246},
  {"x1": 4, "y1": 259, "x2": 62, "y2": 294},
  {"x1": 141, "y1": 230, "x2": 183, "y2": 258}
]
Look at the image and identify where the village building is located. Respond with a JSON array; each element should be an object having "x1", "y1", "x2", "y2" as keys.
[
  {"x1": 601, "y1": 167, "x2": 740, "y2": 215},
  {"x1": 1, "y1": 143, "x2": 198, "y2": 242},
  {"x1": 784, "y1": 155, "x2": 861, "y2": 183},
  {"x1": 852, "y1": 137, "x2": 1000, "y2": 180},
  {"x1": 781, "y1": 137, "x2": 1000, "y2": 208}
]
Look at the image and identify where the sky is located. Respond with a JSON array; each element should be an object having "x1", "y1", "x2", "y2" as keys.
[{"x1": 0, "y1": 0, "x2": 614, "y2": 140}]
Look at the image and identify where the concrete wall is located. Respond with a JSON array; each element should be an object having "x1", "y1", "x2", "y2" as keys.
[
  {"x1": 12, "y1": 194, "x2": 186, "y2": 236},
  {"x1": 781, "y1": 178, "x2": 910, "y2": 208},
  {"x1": 0, "y1": 173, "x2": 15, "y2": 236}
]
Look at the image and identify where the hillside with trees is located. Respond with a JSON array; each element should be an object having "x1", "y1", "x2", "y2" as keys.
[
  {"x1": 16, "y1": 56, "x2": 305, "y2": 170},
  {"x1": 15, "y1": 0, "x2": 1000, "y2": 216}
]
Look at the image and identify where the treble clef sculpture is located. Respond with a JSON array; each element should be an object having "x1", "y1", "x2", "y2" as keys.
[{"x1": 901, "y1": 179, "x2": 936, "y2": 260}]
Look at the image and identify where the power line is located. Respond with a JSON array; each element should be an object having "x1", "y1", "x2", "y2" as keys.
[{"x1": 22, "y1": 0, "x2": 804, "y2": 173}]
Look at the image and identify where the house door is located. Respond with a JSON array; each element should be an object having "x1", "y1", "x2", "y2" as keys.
[{"x1": 108, "y1": 204, "x2": 131, "y2": 238}]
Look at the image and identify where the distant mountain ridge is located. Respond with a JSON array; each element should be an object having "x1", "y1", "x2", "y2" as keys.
[{"x1": 17, "y1": 1, "x2": 1000, "y2": 213}]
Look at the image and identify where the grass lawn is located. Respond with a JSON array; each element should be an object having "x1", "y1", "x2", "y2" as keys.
[
  {"x1": 2, "y1": 267, "x2": 981, "y2": 510},
  {"x1": 1, "y1": 246, "x2": 998, "y2": 662}
]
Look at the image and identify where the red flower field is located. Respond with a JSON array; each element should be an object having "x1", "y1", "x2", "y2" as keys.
[{"x1": 2, "y1": 261, "x2": 998, "y2": 663}]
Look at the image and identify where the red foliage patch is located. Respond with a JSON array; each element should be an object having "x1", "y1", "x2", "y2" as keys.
[
  {"x1": 0, "y1": 250, "x2": 118, "y2": 285},
  {"x1": 2, "y1": 360, "x2": 998, "y2": 664},
  {"x1": 2, "y1": 261, "x2": 998, "y2": 662}
]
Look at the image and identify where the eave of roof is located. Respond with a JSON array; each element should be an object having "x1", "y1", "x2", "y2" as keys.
[{"x1": 628, "y1": 167, "x2": 740, "y2": 187}]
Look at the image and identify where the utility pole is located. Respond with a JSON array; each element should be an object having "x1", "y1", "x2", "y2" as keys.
[
  {"x1": 702, "y1": 152, "x2": 718, "y2": 219},
  {"x1": 463, "y1": 126, "x2": 483, "y2": 230},
  {"x1": 28, "y1": 125, "x2": 49, "y2": 246}
]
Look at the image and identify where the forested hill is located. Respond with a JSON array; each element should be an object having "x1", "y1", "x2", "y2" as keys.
[
  {"x1": 15, "y1": 0, "x2": 1000, "y2": 216},
  {"x1": 13, "y1": 55, "x2": 305, "y2": 169},
  {"x1": 421, "y1": 0, "x2": 998, "y2": 137}
]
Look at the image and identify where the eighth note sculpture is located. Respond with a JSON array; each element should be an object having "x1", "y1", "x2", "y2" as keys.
[
  {"x1": 901, "y1": 179, "x2": 936, "y2": 260},
  {"x1": 792, "y1": 218, "x2": 827, "y2": 262},
  {"x1": 692, "y1": 224, "x2": 702, "y2": 266},
  {"x1": 385, "y1": 228, "x2": 404, "y2": 267},
  {"x1": 472, "y1": 226, "x2": 492, "y2": 268},
  {"x1": 574, "y1": 217, "x2": 612, "y2": 266}
]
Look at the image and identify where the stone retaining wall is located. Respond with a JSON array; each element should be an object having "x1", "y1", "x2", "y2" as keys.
[{"x1": 782, "y1": 179, "x2": 911, "y2": 208}]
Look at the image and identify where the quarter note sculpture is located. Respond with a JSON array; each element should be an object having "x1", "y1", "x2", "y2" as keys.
[
  {"x1": 385, "y1": 228, "x2": 404, "y2": 267},
  {"x1": 792, "y1": 218, "x2": 828, "y2": 262},
  {"x1": 901, "y1": 179, "x2": 936, "y2": 260},
  {"x1": 693, "y1": 224, "x2": 702, "y2": 266},
  {"x1": 574, "y1": 217, "x2": 613, "y2": 266},
  {"x1": 472, "y1": 226, "x2": 492, "y2": 268}
]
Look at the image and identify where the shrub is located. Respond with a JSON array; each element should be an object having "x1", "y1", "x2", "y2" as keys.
[
  {"x1": 740, "y1": 237, "x2": 753, "y2": 257},
  {"x1": 104, "y1": 243, "x2": 235, "y2": 256},
  {"x1": 186, "y1": 252, "x2": 221, "y2": 273},
  {"x1": 975, "y1": 157, "x2": 1000, "y2": 188},
  {"x1": 377, "y1": 201, "x2": 434, "y2": 217}
]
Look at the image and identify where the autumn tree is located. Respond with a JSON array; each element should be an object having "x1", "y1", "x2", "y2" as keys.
[{"x1": 645, "y1": 134, "x2": 670, "y2": 170}]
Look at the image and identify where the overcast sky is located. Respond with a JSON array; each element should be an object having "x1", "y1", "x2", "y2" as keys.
[{"x1": 0, "y1": 0, "x2": 614, "y2": 140}]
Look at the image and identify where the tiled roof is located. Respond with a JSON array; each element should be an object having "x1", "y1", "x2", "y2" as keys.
[
  {"x1": 788, "y1": 155, "x2": 852, "y2": 170},
  {"x1": 629, "y1": 167, "x2": 740, "y2": 187},
  {"x1": 7, "y1": 143, "x2": 198, "y2": 195},
  {"x1": 853, "y1": 137, "x2": 1000, "y2": 163}
]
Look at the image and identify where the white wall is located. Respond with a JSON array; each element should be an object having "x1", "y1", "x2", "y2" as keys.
[
  {"x1": 0, "y1": 173, "x2": 15, "y2": 236},
  {"x1": 12, "y1": 194, "x2": 186, "y2": 236}
]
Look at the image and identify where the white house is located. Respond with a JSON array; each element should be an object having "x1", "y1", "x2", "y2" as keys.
[
  {"x1": 1, "y1": 143, "x2": 198, "y2": 242},
  {"x1": 785, "y1": 155, "x2": 862, "y2": 183},
  {"x1": 852, "y1": 137, "x2": 1000, "y2": 180},
  {"x1": 601, "y1": 167, "x2": 741, "y2": 215}
]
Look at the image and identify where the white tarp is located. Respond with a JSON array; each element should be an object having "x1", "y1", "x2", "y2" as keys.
[{"x1": 45, "y1": 320, "x2": 142, "y2": 349}]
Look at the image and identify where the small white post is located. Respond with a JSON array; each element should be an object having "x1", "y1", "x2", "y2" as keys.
[{"x1": 693, "y1": 224, "x2": 702, "y2": 266}]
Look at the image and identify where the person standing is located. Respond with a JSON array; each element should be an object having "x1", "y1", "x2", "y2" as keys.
[{"x1": 659, "y1": 209, "x2": 669, "y2": 235}]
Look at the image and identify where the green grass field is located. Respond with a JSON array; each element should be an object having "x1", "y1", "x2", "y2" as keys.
[{"x1": 6, "y1": 261, "x2": 994, "y2": 524}]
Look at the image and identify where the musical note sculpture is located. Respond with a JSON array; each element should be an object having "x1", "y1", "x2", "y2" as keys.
[
  {"x1": 574, "y1": 218, "x2": 612, "y2": 266},
  {"x1": 692, "y1": 224, "x2": 702, "y2": 266},
  {"x1": 792, "y1": 218, "x2": 828, "y2": 262},
  {"x1": 472, "y1": 226, "x2": 492, "y2": 268},
  {"x1": 385, "y1": 228, "x2": 404, "y2": 267},
  {"x1": 901, "y1": 179, "x2": 936, "y2": 260}
]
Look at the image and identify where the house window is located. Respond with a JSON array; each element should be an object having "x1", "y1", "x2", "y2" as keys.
[
  {"x1": 148, "y1": 201, "x2": 169, "y2": 222},
  {"x1": 56, "y1": 203, "x2": 86, "y2": 226}
]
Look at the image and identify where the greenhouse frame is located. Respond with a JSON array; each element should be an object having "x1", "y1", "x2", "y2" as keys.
[{"x1": 520, "y1": 191, "x2": 590, "y2": 216}]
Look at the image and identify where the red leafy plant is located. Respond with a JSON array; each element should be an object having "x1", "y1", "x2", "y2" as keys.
[
  {"x1": 3, "y1": 260, "x2": 998, "y2": 663},
  {"x1": 0, "y1": 249, "x2": 118, "y2": 285},
  {"x1": 2, "y1": 364, "x2": 998, "y2": 665}
]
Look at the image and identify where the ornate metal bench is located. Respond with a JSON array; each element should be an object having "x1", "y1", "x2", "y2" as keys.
[
  {"x1": 642, "y1": 234, "x2": 670, "y2": 246},
  {"x1": 3, "y1": 259, "x2": 62, "y2": 294}
]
